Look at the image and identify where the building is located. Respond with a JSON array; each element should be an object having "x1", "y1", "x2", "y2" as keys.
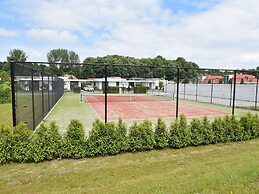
[
  {"x1": 228, "y1": 74, "x2": 258, "y2": 84},
  {"x1": 202, "y1": 74, "x2": 258, "y2": 84},
  {"x1": 202, "y1": 75, "x2": 224, "y2": 84}
]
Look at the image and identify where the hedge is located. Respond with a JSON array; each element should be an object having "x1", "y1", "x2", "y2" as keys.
[
  {"x1": 103, "y1": 86, "x2": 119, "y2": 94},
  {"x1": 0, "y1": 82, "x2": 11, "y2": 104},
  {"x1": 133, "y1": 85, "x2": 147, "y2": 94},
  {"x1": 0, "y1": 113, "x2": 258, "y2": 164}
]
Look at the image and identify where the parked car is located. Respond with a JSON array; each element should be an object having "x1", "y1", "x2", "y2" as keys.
[{"x1": 83, "y1": 85, "x2": 94, "y2": 92}]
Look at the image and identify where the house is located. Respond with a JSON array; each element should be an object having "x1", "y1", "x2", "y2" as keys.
[
  {"x1": 228, "y1": 74, "x2": 258, "y2": 84},
  {"x1": 202, "y1": 75, "x2": 224, "y2": 84}
]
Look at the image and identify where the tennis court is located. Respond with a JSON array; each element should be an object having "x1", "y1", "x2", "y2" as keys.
[{"x1": 84, "y1": 94, "x2": 227, "y2": 120}]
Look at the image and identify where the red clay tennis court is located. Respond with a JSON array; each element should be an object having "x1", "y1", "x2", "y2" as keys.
[{"x1": 84, "y1": 95, "x2": 227, "y2": 120}]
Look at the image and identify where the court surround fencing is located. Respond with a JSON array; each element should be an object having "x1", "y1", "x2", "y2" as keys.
[
  {"x1": 10, "y1": 61, "x2": 259, "y2": 128},
  {"x1": 10, "y1": 61, "x2": 64, "y2": 130}
]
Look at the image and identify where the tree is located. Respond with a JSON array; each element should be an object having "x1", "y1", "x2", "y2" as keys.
[
  {"x1": 7, "y1": 49, "x2": 27, "y2": 62},
  {"x1": 240, "y1": 78, "x2": 244, "y2": 84},
  {"x1": 159, "y1": 81, "x2": 164, "y2": 90},
  {"x1": 47, "y1": 49, "x2": 70, "y2": 63}
]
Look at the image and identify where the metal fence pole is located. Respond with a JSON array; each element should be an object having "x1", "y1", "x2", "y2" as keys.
[
  {"x1": 10, "y1": 60, "x2": 17, "y2": 127},
  {"x1": 48, "y1": 75, "x2": 50, "y2": 111},
  {"x1": 210, "y1": 80, "x2": 214, "y2": 104},
  {"x1": 196, "y1": 78, "x2": 198, "y2": 101},
  {"x1": 41, "y1": 72, "x2": 44, "y2": 119},
  {"x1": 52, "y1": 76, "x2": 54, "y2": 107},
  {"x1": 229, "y1": 81, "x2": 233, "y2": 107},
  {"x1": 183, "y1": 83, "x2": 186, "y2": 100},
  {"x1": 31, "y1": 69, "x2": 35, "y2": 130},
  {"x1": 232, "y1": 70, "x2": 237, "y2": 116},
  {"x1": 104, "y1": 64, "x2": 108, "y2": 123},
  {"x1": 255, "y1": 78, "x2": 258, "y2": 110},
  {"x1": 176, "y1": 68, "x2": 180, "y2": 119}
]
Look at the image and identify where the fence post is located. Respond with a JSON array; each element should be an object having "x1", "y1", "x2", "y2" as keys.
[
  {"x1": 31, "y1": 69, "x2": 35, "y2": 130},
  {"x1": 196, "y1": 77, "x2": 198, "y2": 101},
  {"x1": 255, "y1": 78, "x2": 258, "y2": 110},
  {"x1": 183, "y1": 83, "x2": 186, "y2": 100},
  {"x1": 41, "y1": 72, "x2": 44, "y2": 119},
  {"x1": 10, "y1": 60, "x2": 17, "y2": 127},
  {"x1": 176, "y1": 68, "x2": 180, "y2": 119},
  {"x1": 229, "y1": 81, "x2": 233, "y2": 107},
  {"x1": 210, "y1": 80, "x2": 214, "y2": 104},
  {"x1": 232, "y1": 70, "x2": 237, "y2": 116},
  {"x1": 104, "y1": 64, "x2": 108, "y2": 123},
  {"x1": 52, "y1": 76, "x2": 54, "y2": 107},
  {"x1": 48, "y1": 75, "x2": 50, "y2": 111}
]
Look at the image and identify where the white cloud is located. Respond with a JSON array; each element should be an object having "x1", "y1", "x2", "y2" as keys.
[
  {"x1": 3, "y1": 0, "x2": 259, "y2": 69},
  {"x1": 27, "y1": 28, "x2": 78, "y2": 43},
  {"x1": 0, "y1": 28, "x2": 18, "y2": 37}
]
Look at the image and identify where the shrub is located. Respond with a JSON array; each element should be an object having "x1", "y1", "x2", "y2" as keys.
[
  {"x1": 169, "y1": 115, "x2": 191, "y2": 148},
  {"x1": 72, "y1": 87, "x2": 81, "y2": 93},
  {"x1": 0, "y1": 82, "x2": 11, "y2": 104},
  {"x1": 103, "y1": 86, "x2": 119, "y2": 94},
  {"x1": 201, "y1": 116, "x2": 214, "y2": 145},
  {"x1": 12, "y1": 123, "x2": 32, "y2": 162},
  {"x1": 221, "y1": 116, "x2": 243, "y2": 142},
  {"x1": 87, "y1": 120, "x2": 124, "y2": 156},
  {"x1": 190, "y1": 118, "x2": 203, "y2": 146},
  {"x1": 61, "y1": 120, "x2": 86, "y2": 158},
  {"x1": 240, "y1": 113, "x2": 259, "y2": 140},
  {"x1": 133, "y1": 85, "x2": 147, "y2": 94},
  {"x1": 0, "y1": 125, "x2": 12, "y2": 163},
  {"x1": 29, "y1": 122, "x2": 62, "y2": 162},
  {"x1": 154, "y1": 118, "x2": 168, "y2": 148},
  {"x1": 212, "y1": 117, "x2": 224, "y2": 143},
  {"x1": 128, "y1": 120, "x2": 155, "y2": 152},
  {"x1": 116, "y1": 118, "x2": 128, "y2": 152}
]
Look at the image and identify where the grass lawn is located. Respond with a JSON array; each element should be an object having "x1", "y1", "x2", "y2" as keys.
[
  {"x1": 0, "y1": 103, "x2": 12, "y2": 127},
  {"x1": 0, "y1": 139, "x2": 258, "y2": 193},
  {"x1": 44, "y1": 93, "x2": 99, "y2": 133}
]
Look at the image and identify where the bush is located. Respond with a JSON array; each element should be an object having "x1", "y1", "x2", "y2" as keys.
[
  {"x1": 12, "y1": 123, "x2": 32, "y2": 162},
  {"x1": 154, "y1": 118, "x2": 168, "y2": 148},
  {"x1": 128, "y1": 120, "x2": 155, "y2": 152},
  {"x1": 133, "y1": 85, "x2": 147, "y2": 94},
  {"x1": 221, "y1": 116, "x2": 243, "y2": 142},
  {"x1": 0, "y1": 82, "x2": 11, "y2": 104},
  {"x1": 190, "y1": 118, "x2": 203, "y2": 146},
  {"x1": 212, "y1": 117, "x2": 224, "y2": 143},
  {"x1": 72, "y1": 87, "x2": 81, "y2": 93},
  {"x1": 104, "y1": 86, "x2": 119, "y2": 94},
  {"x1": 169, "y1": 115, "x2": 190, "y2": 148},
  {"x1": 0, "y1": 125, "x2": 12, "y2": 163},
  {"x1": 29, "y1": 122, "x2": 62, "y2": 162},
  {"x1": 240, "y1": 113, "x2": 259, "y2": 140},
  {"x1": 61, "y1": 120, "x2": 86, "y2": 158},
  {"x1": 201, "y1": 116, "x2": 214, "y2": 145},
  {"x1": 87, "y1": 119, "x2": 126, "y2": 156}
]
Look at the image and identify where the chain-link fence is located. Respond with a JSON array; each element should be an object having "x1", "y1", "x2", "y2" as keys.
[{"x1": 10, "y1": 62, "x2": 64, "y2": 130}]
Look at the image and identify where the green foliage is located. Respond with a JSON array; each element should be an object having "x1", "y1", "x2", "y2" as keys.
[
  {"x1": 7, "y1": 49, "x2": 27, "y2": 62},
  {"x1": 212, "y1": 117, "x2": 225, "y2": 143},
  {"x1": 0, "y1": 125, "x2": 12, "y2": 163},
  {"x1": 133, "y1": 85, "x2": 147, "y2": 94},
  {"x1": 154, "y1": 118, "x2": 168, "y2": 148},
  {"x1": 105, "y1": 86, "x2": 119, "y2": 94},
  {"x1": 169, "y1": 115, "x2": 190, "y2": 148},
  {"x1": 190, "y1": 118, "x2": 203, "y2": 146},
  {"x1": 87, "y1": 119, "x2": 127, "y2": 156},
  {"x1": 128, "y1": 120, "x2": 155, "y2": 152},
  {"x1": 12, "y1": 123, "x2": 32, "y2": 162},
  {"x1": 159, "y1": 81, "x2": 164, "y2": 90},
  {"x1": 72, "y1": 87, "x2": 81, "y2": 93},
  {"x1": 30, "y1": 122, "x2": 62, "y2": 162},
  {"x1": 240, "y1": 78, "x2": 244, "y2": 84},
  {"x1": 0, "y1": 71, "x2": 10, "y2": 83},
  {"x1": 61, "y1": 120, "x2": 86, "y2": 159},
  {"x1": 201, "y1": 116, "x2": 214, "y2": 145},
  {"x1": 0, "y1": 82, "x2": 11, "y2": 104},
  {"x1": 240, "y1": 113, "x2": 259, "y2": 140}
]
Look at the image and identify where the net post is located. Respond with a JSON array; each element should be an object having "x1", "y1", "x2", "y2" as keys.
[
  {"x1": 255, "y1": 78, "x2": 258, "y2": 110},
  {"x1": 104, "y1": 64, "x2": 108, "y2": 123},
  {"x1": 10, "y1": 60, "x2": 17, "y2": 127},
  {"x1": 232, "y1": 70, "x2": 237, "y2": 116},
  {"x1": 31, "y1": 68, "x2": 35, "y2": 130},
  {"x1": 176, "y1": 68, "x2": 180, "y2": 119},
  {"x1": 48, "y1": 75, "x2": 50, "y2": 111}
]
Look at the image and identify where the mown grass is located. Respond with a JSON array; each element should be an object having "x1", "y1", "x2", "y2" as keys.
[
  {"x1": 0, "y1": 139, "x2": 258, "y2": 193},
  {"x1": 0, "y1": 103, "x2": 12, "y2": 127}
]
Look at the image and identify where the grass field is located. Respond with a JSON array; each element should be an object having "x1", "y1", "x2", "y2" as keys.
[
  {"x1": 0, "y1": 103, "x2": 12, "y2": 127},
  {"x1": 0, "y1": 139, "x2": 258, "y2": 193}
]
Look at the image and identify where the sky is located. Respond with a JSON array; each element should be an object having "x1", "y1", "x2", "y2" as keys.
[{"x1": 0, "y1": 0, "x2": 259, "y2": 69}]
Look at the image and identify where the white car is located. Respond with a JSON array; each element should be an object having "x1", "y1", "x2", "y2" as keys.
[{"x1": 83, "y1": 85, "x2": 94, "y2": 92}]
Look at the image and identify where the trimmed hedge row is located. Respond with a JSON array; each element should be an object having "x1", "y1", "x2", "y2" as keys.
[
  {"x1": 133, "y1": 85, "x2": 147, "y2": 94},
  {"x1": 0, "y1": 114, "x2": 258, "y2": 164},
  {"x1": 103, "y1": 86, "x2": 120, "y2": 94}
]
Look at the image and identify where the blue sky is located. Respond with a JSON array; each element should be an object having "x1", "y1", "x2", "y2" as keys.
[{"x1": 0, "y1": 0, "x2": 259, "y2": 69}]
